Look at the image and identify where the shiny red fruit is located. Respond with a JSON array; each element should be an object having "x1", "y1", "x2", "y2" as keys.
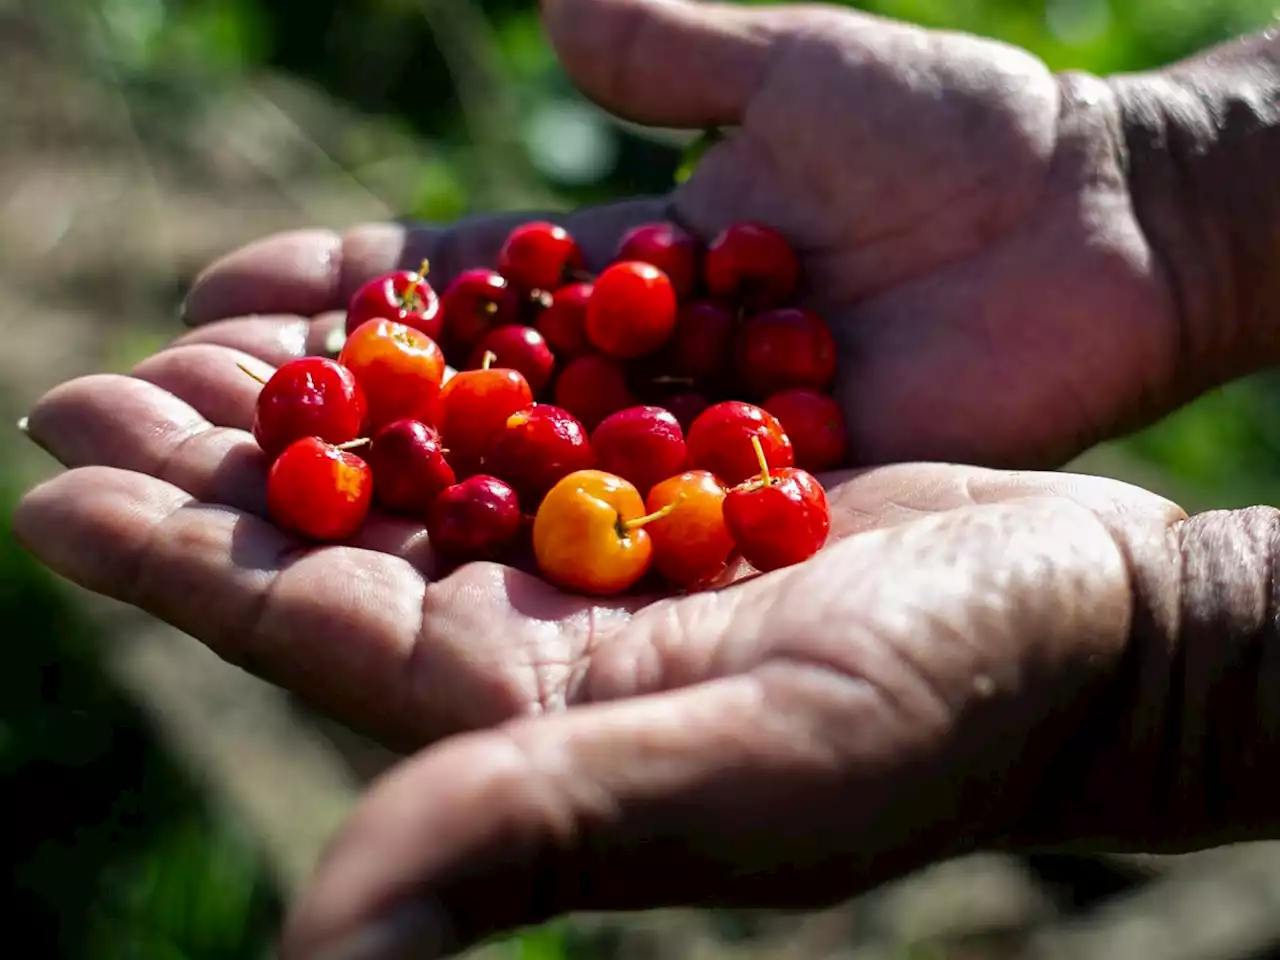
[
  {"x1": 763, "y1": 388, "x2": 847, "y2": 473},
  {"x1": 427, "y1": 474, "x2": 524, "y2": 562},
  {"x1": 590, "y1": 406, "x2": 688, "y2": 498},
  {"x1": 645, "y1": 470, "x2": 736, "y2": 590},
  {"x1": 616, "y1": 222, "x2": 701, "y2": 300},
  {"x1": 470, "y1": 325, "x2": 556, "y2": 394},
  {"x1": 554, "y1": 354, "x2": 639, "y2": 432},
  {"x1": 434, "y1": 360, "x2": 534, "y2": 470},
  {"x1": 267, "y1": 436, "x2": 373, "y2": 542},
  {"x1": 252, "y1": 357, "x2": 367, "y2": 459},
  {"x1": 345, "y1": 262, "x2": 441, "y2": 339},
  {"x1": 686, "y1": 401, "x2": 794, "y2": 486},
  {"x1": 704, "y1": 221, "x2": 800, "y2": 312},
  {"x1": 667, "y1": 300, "x2": 736, "y2": 383},
  {"x1": 535, "y1": 282, "x2": 593, "y2": 359},
  {"x1": 498, "y1": 222, "x2": 584, "y2": 293},
  {"x1": 439, "y1": 268, "x2": 523, "y2": 354},
  {"x1": 585, "y1": 262, "x2": 678, "y2": 359},
  {"x1": 338, "y1": 318, "x2": 447, "y2": 432},
  {"x1": 724, "y1": 441, "x2": 829, "y2": 573},
  {"x1": 664, "y1": 391, "x2": 710, "y2": 434},
  {"x1": 365, "y1": 419, "x2": 456, "y2": 516},
  {"x1": 482, "y1": 404, "x2": 595, "y2": 511},
  {"x1": 736, "y1": 307, "x2": 838, "y2": 396}
]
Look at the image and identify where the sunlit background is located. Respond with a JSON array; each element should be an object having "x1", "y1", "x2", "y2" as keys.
[{"x1": 4, "y1": 0, "x2": 1280, "y2": 957}]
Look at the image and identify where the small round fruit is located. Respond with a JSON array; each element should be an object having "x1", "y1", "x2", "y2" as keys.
[
  {"x1": 554, "y1": 354, "x2": 639, "y2": 431},
  {"x1": 498, "y1": 221, "x2": 584, "y2": 293},
  {"x1": 440, "y1": 268, "x2": 523, "y2": 352},
  {"x1": 338, "y1": 318, "x2": 446, "y2": 431},
  {"x1": 434, "y1": 356, "x2": 534, "y2": 469},
  {"x1": 427, "y1": 475, "x2": 524, "y2": 562},
  {"x1": 763, "y1": 388, "x2": 848, "y2": 473},
  {"x1": 616, "y1": 222, "x2": 701, "y2": 300},
  {"x1": 345, "y1": 261, "x2": 441, "y2": 340},
  {"x1": 645, "y1": 470, "x2": 735, "y2": 589},
  {"x1": 686, "y1": 400, "x2": 794, "y2": 486},
  {"x1": 585, "y1": 262, "x2": 678, "y2": 359},
  {"x1": 736, "y1": 307, "x2": 838, "y2": 396},
  {"x1": 535, "y1": 282, "x2": 593, "y2": 358},
  {"x1": 251, "y1": 357, "x2": 367, "y2": 458},
  {"x1": 482, "y1": 404, "x2": 595, "y2": 510},
  {"x1": 723, "y1": 437, "x2": 830, "y2": 572},
  {"x1": 667, "y1": 300, "x2": 736, "y2": 383},
  {"x1": 267, "y1": 436, "x2": 373, "y2": 542},
  {"x1": 470, "y1": 325, "x2": 555, "y2": 394},
  {"x1": 366, "y1": 419, "x2": 456, "y2": 516},
  {"x1": 590, "y1": 405, "x2": 687, "y2": 498},
  {"x1": 705, "y1": 221, "x2": 800, "y2": 311},
  {"x1": 664, "y1": 391, "x2": 710, "y2": 434}
]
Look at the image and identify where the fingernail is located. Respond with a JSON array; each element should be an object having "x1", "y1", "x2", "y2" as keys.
[
  {"x1": 17, "y1": 416, "x2": 29, "y2": 435},
  {"x1": 309, "y1": 899, "x2": 455, "y2": 960},
  {"x1": 323, "y1": 326, "x2": 347, "y2": 357}
]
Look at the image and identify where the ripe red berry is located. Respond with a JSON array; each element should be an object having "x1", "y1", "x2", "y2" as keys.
[
  {"x1": 498, "y1": 222, "x2": 584, "y2": 293},
  {"x1": 345, "y1": 260, "x2": 441, "y2": 340},
  {"x1": 535, "y1": 282, "x2": 593, "y2": 359},
  {"x1": 736, "y1": 307, "x2": 838, "y2": 396},
  {"x1": 585, "y1": 262, "x2": 678, "y2": 359},
  {"x1": 433, "y1": 354, "x2": 535, "y2": 471},
  {"x1": 469, "y1": 325, "x2": 556, "y2": 395},
  {"x1": 705, "y1": 222, "x2": 800, "y2": 312},
  {"x1": 251, "y1": 357, "x2": 367, "y2": 459},
  {"x1": 554, "y1": 354, "x2": 639, "y2": 432},
  {"x1": 723, "y1": 437, "x2": 830, "y2": 572},
  {"x1": 664, "y1": 391, "x2": 711, "y2": 434},
  {"x1": 763, "y1": 388, "x2": 848, "y2": 473},
  {"x1": 482, "y1": 404, "x2": 596, "y2": 511},
  {"x1": 338, "y1": 318, "x2": 447, "y2": 432},
  {"x1": 667, "y1": 300, "x2": 736, "y2": 383},
  {"x1": 590, "y1": 405, "x2": 688, "y2": 498},
  {"x1": 427, "y1": 475, "x2": 524, "y2": 562},
  {"x1": 686, "y1": 400, "x2": 794, "y2": 486},
  {"x1": 439, "y1": 268, "x2": 523, "y2": 354},
  {"x1": 267, "y1": 436, "x2": 373, "y2": 542},
  {"x1": 645, "y1": 470, "x2": 736, "y2": 590},
  {"x1": 365, "y1": 419, "x2": 457, "y2": 516},
  {"x1": 616, "y1": 222, "x2": 701, "y2": 300}
]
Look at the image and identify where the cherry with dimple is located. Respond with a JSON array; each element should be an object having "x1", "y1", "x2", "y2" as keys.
[
  {"x1": 705, "y1": 221, "x2": 800, "y2": 312},
  {"x1": 434, "y1": 351, "x2": 534, "y2": 473},
  {"x1": 267, "y1": 436, "x2": 374, "y2": 542},
  {"x1": 469, "y1": 325, "x2": 555, "y2": 395},
  {"x1": 590, "y1": 405, "x2": 688, "y2": 498},
  {"x1": 535, "y1": 282, "x2": 593, "y2": 359},
  {"x1": 427, "y1": 475, "x2": 524, "y2": 562},
  {"x1": 498, "y1": 221, "x2": 584, "y2": 293},
  {"x1": 246, "y1": 357, "x2": 367, "y2": 459},
  {"x1": 482, "y1": 403, "x2": 596, "y2": 511},
  {"x1": 345, "y1": 259, "x2": 441, "y2": 340},
  {"x1": 338, "y1": 317, "x2": 446, "y2": 431},
  {"x1": 686, "y1": 400, "x2": 794, "y2": 486},
  {"x1": 439, "y1": 268, "x2": 523, "y2": 353},
  {"x1": 644, "y1": 470, "x2": 736, "y2": 590},
  {"x1": 724, "y1": 436, "x2": 830, "y2": 573},
  {"x1": 554, "y1": 354, "x2": 639, "y2": 432},
  {"x1": 365, "y1": 419, "x2": 456, "y2": 517},
  {"x1": 585, "y1": 261, "x2": 678, "y2": 359},
  {"x1": 616, "y1": 222, "x2": 701, "y2": 300},
  {"x1": 736, "y1": 307, "x2": 838, "y2": 397},
  {"x1": 763, "y1": 388, "x2": 848, "y2": 473}
]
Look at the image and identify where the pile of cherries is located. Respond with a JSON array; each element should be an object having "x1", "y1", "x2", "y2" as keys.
[{"x1": 246, "y1": 219, "x2": 846, "y2": 596}]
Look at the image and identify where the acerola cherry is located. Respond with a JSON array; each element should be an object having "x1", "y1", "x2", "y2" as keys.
[
  {"x1": 705, "y1": 221, "x2": 801, "y2": 312},
  {"x1": 249, "y1": 357, "x2": 367, "y2": 459},
  {"x1": 433, "y1": 352, "x2": 534, "y2": 471},
  {"x1": 554, "y1": 354, "x2": 639, "y2": 431},
  {"x1": 439, "y1": 268, "x2": 523, "y2": 353},
  {"x1": 470, "y1": 325, "x2": 556, "y2": 394},
  {"x1": 763, "y1": 388, "x2": 848, "y2": 473},
  {"x1": 736, "y1": 307, "x2": 838, "y2": 396},
  {"x1": 365, "y1": 419, "x2": 456, "y2": 516},
  {"x1": 686, "y1": 400, "x2": 794, "y2": 486},
  {"x1": 267, "y1": 436, "x2": 373, "y2": 542},
  {"x1": 590, "y1": 405, "x2": 688, "y2": 498},
  {"x1": 345, "y1": 259, "x2": 441, "y2": 339},
  {"x1": 724, "y1": 437, "x2": 830, "y2": 573},
  {"x1": 338, "y1": 318, "x2": 446, "y2": 431},
  {"x1": 585, "y1": 261, "x2": 678, "y2": 359},
  {"x1": 535, "y1": 282, "x2": 593, "y2": 359},
  {"x1": 427, "y1": 475, "x2": 524, "y2": 562},
  {"x1": 645, "y1": 470, "x2": 736, "y2": 590},
  {"x1": 616, "y1": 222, "x2": 701, "y2": 300},
  {"x1": 664, "y1": 391, "x2": 710, "y2": 434},
  {"x1": 667, "y1": 299, "x2": 736, "y2": 383},
  {"x1": 498, "y1": 221, "x2": 584, "y2": 293},
  {"x1": 482, "y1": 404, "x2": 595, "y2": 511}
]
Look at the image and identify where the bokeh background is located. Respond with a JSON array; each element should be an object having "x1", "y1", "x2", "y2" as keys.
[{"x1": 5, "y1": 0, "x2": 1280, "y2": 957}]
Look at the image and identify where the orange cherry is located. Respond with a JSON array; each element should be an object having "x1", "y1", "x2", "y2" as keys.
[
  {"x1": 644, "y1": 470, "x2": 735, "y2": 590},
  {"x1": 338, "y1": 317, "x2": 446, "y2": 431},
  {"x1": 434, "y1": 351, "x2": 534, "y2": 473}
]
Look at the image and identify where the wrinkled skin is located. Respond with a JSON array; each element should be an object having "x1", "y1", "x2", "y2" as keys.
[{"x1": 13, "y1": 1, "x2": 1279, "y2": 958}]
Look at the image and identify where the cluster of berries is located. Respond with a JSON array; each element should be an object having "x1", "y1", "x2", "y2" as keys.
[{"x1": 246, "y1": 219, "x2": 846, "y2": 596}]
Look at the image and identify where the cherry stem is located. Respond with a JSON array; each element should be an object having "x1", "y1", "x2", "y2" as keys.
[
  {"x1": 334, "y1": 437, "x2": 371, "y2": 451},
  {"x1": 236, "y1": 362, "x2": 269, "y2": 385},
  {"x1": 401, "y1": 257, "x2": 432, "y2": 306},
  {"x1": 619, "y1": 492, "x2": 687, "y2": 532},
  {"x1": 750, "y1": 435, "x2": 772, "y2": 488},
  {"x1": 481, "y1": 350, "x2": 497, "y2": 371}
]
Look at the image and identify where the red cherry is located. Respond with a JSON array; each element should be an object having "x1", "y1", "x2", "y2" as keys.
[
  {"x1": 686, "y1": 400, "x2": 794, "y2": 486},
  {"x1": 723, "y1": 437, "x2": 830, "y2": 572},
  {"x1": 705, "y1": 222, "x2": 800, "y2": 312},
  {"x1": 365, "y1": 419, "x2": 457, "y2": 516},
  {"x1": 645, "y1": 470, "x2": 736, "y2": 590},
  {"x1": 266, "y1": 436, "x2": 373, "y2": 542},
  {"x1": 482, "y1": 404, "x2": 596, "y2": 511},
  {"x1": 338, "y1": 318, "x2": 447, "y2": 432},
  {"x1": 469, "y1": 325, "x2": 556, "y2": 395},
  {"x1": 590, "y1": 406, "x2": 688, "y2": 498},
  {"x1": 664, "y1": 391, "x2": 711, "y2": 434},
  {"x1": 498, "y1": 221, "x2": 584, "y2": 293},
  {"x1": 250, "y1": 357, "x2": 367, "y2": 459},
  {"x1": 345, "y1": 260, "x2": 441, "y2": 339},
  {"x1": 762, "y1": 389, "x2": 848, "y2": 473},
  {"x1": 616, "y1": 222, "x2": 701, "y2": 300},
  {"x1": 736, "y1": 307, "x2": 837, "y2": 396},
  {"x1": 535, "y1": 282, "x2": 593, "y2": 359},
  {"x1": 427, "y1": 475, "x2": 524, "y2": 562},
  {"x1": 667, "y1": 300, "x2": 736, "y2": 383},
  {"x1": 434, "y1": 353, "x2": 535, "y2": 470},
  {"x1": 585, "y1": 261, "x2": 678, "y2": 359},
  {"x1": 439, "y1": 268, "x2": 524, "y2": 354},
  {"x1": 553, "y1": 354, "x2": 639, "y2": 432}
]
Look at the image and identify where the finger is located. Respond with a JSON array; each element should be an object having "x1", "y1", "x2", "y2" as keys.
[
  {"x1": 132, "y1": 344, "x2": 266, "y2": 430},
  {"x1": 541, "y1": 0, "x2": 781, "y2": 127},
  {"x1": 182, "y1": 200, "x2": 669, "y2": 326},
  {"x1": 173, "y1": 311, "x2": 346, "y2": 367}
]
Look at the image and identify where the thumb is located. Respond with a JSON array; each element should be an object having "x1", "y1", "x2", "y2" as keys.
[{"x1": 541, "y1": 0, "x2": 783, "y2": 127}]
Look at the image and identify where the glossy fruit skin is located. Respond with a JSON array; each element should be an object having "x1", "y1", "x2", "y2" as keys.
[
  {"x1": 664, "y1": 391, "x2": 711, "y2": 434},
  {"x1": 267, "y1": 437, "x2": 373, "y2": 542},
  {"x1": 440, "y1": 268, "x2": 523, "y2": 353},
  {"x1": 736, "y1": 307, "x2": 838, "y2": 396},
  {"x1": 365, "y1": 419, "x2": 456, "y2": 516},
  {"x1": 763, "y1": 388, "x2": 848, "y2": 473},
  {"x1": 645, "y1": 470, "x2": 735, "y2": 589},
  {"x1": 686, "y1": 401, "x2": 795, "y2": 486},
  {"x1": 338, "y1": 318, "x2": 447, "y2": 431},
  {"x1": 553, "y1": 354, "x2": 639, "y2": 432},
  {"x1": 345, "y1": 268, "x2": 441, "y2": 340},
  {"x1": 724, "y1": 467, "x2": 830, "y2": 572},
  {"x1": 252, "y1": 357, "x2": 367, "y2": 459},
  {"x1": 585, "y1": 262, "x2": 678, "y2": 359},
  {"x1": 434, "y1": 366, "x2": 534, "y2": 470},
  {"x1": 427, "y1": 475, "x2": 524, "y2": 562},
  {"x1": 498, "y1": 222, "x2": 584, "y2": 293},
  {"x1": 482, "y1": 404, "x2": 596, "y2": 511},
  {"x1": 532, "y1": 469, "x2": 653, "y2": 595},
  {"x1": 667, "y1": 300, "x2": 736, "y2": 384},
  {"x1": 590, "y1": 405, "x2": 688, "y2": 498},
  {"x1": 616, "y1": 222, "x2": 701, "y2": 300},
  {"x1": 470, "y1": 325, "x2": 556, "y2": 394},
  {"x1": 704, "y1": 222, "x2": 800, "y2": 312},
  {"x1": 535, "y1": 282, "x2": 593, "y2": 359}
]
